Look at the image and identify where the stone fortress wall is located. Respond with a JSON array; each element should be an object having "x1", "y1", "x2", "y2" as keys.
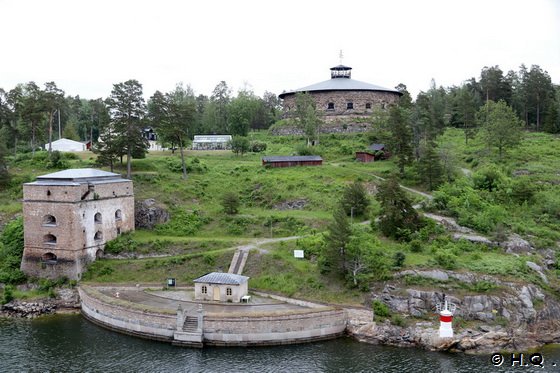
[{"x1": 281, "y1": 90, "x2": 400, "y2": 121}]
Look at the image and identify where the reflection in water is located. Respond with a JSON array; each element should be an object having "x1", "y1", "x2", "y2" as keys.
[{"x1": 1, "y1": 315, "x2": 559, "y2": 372}]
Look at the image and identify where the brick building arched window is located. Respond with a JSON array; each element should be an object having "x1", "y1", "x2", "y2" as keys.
[
  {"x1": 94, "y1": 212, "x2": 102, "y2": 224},
  {"x1": 43, "y1": 234, "x2": 57, "y2": 245},
  {"x1": 115, "y1": 210, "x2": 122, "y2": 221},
  {"x1": 94, "y1": 231, "x2": 103, "y2": 241},
  {"x1": 42, "y1": 215, "x2": 57, "y2": 226}
]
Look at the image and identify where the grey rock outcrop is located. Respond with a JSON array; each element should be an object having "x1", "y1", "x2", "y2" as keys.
[{"x1": 135, "y1": 199, "x2": 170, "y2": 229}]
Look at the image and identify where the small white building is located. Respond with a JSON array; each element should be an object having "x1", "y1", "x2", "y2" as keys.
[
  {"x1": 192, "y1": 135, "x2": 232, "y2": 150},
  {"x1": 193, "y1": 272, "x2": 249, "y2": 303},
  {"x1": 45, "y1": 138, "x2": 89, "y2": 152}
]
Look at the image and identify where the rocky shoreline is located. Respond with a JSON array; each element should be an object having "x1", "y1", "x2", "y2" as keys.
[{"x1": 0, "y1": 288, "x2": 81, "y2": 318}]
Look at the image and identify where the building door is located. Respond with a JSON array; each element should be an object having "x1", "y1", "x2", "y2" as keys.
[{"x1": 213, "y1": 286, "x2": 220, "y2": 301}]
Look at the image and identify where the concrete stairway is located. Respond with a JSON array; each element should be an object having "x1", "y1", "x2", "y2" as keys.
[
  {"x1": 228, "y1": 250, "x2": 248, "y2": 275},
  {"x1": 182, "y1": 316, "x2": 198, "y2": 333}
]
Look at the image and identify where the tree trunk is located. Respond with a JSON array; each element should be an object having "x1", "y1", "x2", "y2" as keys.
[
  {"x1": 48, "y1": 111, "x2": 54, "y2": 154},
  {"x1": 31, "y1": 122, "x2": 36, "y2": 156},
  {"x1": 179, "y1": 137, "x2": 187, "y2": 180},
  {"x1": 126, "y1": 147, "x2": 132, "y2": 179}
]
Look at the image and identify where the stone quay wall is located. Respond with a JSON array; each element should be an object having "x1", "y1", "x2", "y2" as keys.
[
  {"x1": 79, "y1": 286, "x2": 348, "y2": 347},
  {"x1": 203, "y1": 308, "x2": 347, "y2": 346},
  {"x1": 79, "y1": 287, "x2": 177, "y2": 342}
]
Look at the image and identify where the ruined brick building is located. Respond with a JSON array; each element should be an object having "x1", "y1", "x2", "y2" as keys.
[
  {"x1": 279, "y1": 65, "x2": 402, "y2": 129},
  {"x1": 20, "y1": 169, "x2": 134, "y2": 280}
]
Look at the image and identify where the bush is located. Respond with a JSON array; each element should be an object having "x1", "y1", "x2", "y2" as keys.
[
  {"x1": 155, "y1": 209, "x2": 208, "y2": 236},
  {"x1": 1, "y1": 285, "x2": 14, "y2": 304},
  {"x1": 372, "y1": 299, "x2": 391, "y2": 319},
  {"x1": 393, "y1": 251, "x2": 406, "y2": 268},
  {"x1": 230, "y1": 136, "x2": 250, "y2": 156},
  {"x1": 408, "y1": 239, "x2": 423, "y2": 253},
  {"x1": 222, "y1": 192, "x2": 240, "y2": 215},
  {"x1": 391, "y1": 314, "x2": 406, "y2": 327},
  {"x1": 45, "y1": 151, "x2": 69, "y2": 169},
  {"x1": 104, "y1": 233, "x2": 139, "y2": 254},
  {"x1": 295, "y1": 144, "x2": 316, "y2": 156},
  {"x1": 434, "y1": 251, "x2": 458, "y2": 270},
  {"x1": 250, "y1": 141, "x2": 267, "y2": 153}
]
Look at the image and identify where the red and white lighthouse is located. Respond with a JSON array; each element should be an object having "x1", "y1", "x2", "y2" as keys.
[{"x1": 439, "y1": 300, "x2": 454, "y2": 338}]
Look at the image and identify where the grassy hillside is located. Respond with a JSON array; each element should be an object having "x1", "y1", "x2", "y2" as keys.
[{"x1": 1, "y1": 129, "x2": 559, "y2": 305}]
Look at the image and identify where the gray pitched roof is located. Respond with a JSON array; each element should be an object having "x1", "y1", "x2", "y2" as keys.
[
  {"x1": 369, "y1": 144, "x2": 385, "y2": 151},
  {"x1": 193, "y1": 272, "x2": 249, "y2": 285},
  {"x1": 279, "y1": 78, "x2": 401, "y2": 99},
  {"x1": 37, "y1": 168, "x2": 119, "y2": 180},
  {"x1": 26, "y1": 168, "x2": 127, "y2": 186},
  {"x1": 262, "y1": 156, "x2": 323, "y2": 162}
]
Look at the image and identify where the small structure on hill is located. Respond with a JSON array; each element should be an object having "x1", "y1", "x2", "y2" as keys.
[
  {"x1": 262, "y1": 155, "x2": 323, "y2": 168},
  {"x1": 192, "y1": 135, "x2": 232, "y2": 150},
  {"x1": 193, "y1": 272, "x2": 249, "y2": 303},
  {"x1": 20, "y1": 168, "x2": 134, "y2": 280},
  {"x1": 355, "y1": 144, "x2": 389, "y2": 162},
  {"x1": 45, "y1": 138, "x2": 90, "y2": 152}
]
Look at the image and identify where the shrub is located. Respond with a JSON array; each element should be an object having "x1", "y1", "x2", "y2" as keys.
[
  {"x1": 295, "y1": 144, "x2": 315, "y2": 156},
  {"x1": 155, "y1": 209, "x2": 208, "y2": 236},
  {"x1": 1, "y1": 285, "x2": 14, "y2": 304},
  {"x1": 434, "y1": 251, "x2": 458, "y2": 270},
  {"x1": 391, "y1": 314, "x2": 406, "y2": 327},
  {"x1": 372, "y1": 299, "x2": 391, "y2": 319},
  {"x1": 408, "y1": 239, "x2": 423, "y2": 253},
  {"x1": 222, "y1": 192, "x2": 240, "y2": 215},
  {"x1": 104, "y1": 233, "x2": 139, "y2": 254},
  {"x1": 45, "y1": 151, "x2": 69, "y2": 169},
  {"x1": 230, "y1": 136, "x2": 250, "y2": 156},
  {"x1": 393, "y1": 251, "x2": 406, "y2": 268},
  {"x1": 250, "y1": 141, "x2": 267, "y2": 152}
]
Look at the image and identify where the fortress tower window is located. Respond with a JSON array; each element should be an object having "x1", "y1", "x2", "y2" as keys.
[
  {"x1": 42, "y1": 215, "x2": 57, "y2": 226},
  {"x1": 347, "y1": 102, "x2": 354, "y2": 110},
  {"x1": 115, "y1": 210, "x2": 122, "y2": 221},
  {"x1": 94, "y1": 231, "x2": 103, "y2": 241},
  {"x1": 201, "y1": 286, "x2": 208, "y2": 294},
  {"x1": 42, "y1": 252, "x2": 57, "y2": 263},
  {"x1": 365, "y1": 103, "x2": 372, "y2": 109},
  {"x1": 94, "y1": 213, "x2": 102, "y2": 224},
  {"x1": 327, "y1": 102, "x2": 335, "y2": 110},
  {"x1": 43, "y1": 234, "x2": 57, "y2": 245},
  {"x1": 226, "y1": 287, "x2": 232, "y2": 296}
]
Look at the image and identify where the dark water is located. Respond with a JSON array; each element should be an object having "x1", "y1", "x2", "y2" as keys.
[{"x1": 1, "y1": 315, "x2": 560, "y2": 373}]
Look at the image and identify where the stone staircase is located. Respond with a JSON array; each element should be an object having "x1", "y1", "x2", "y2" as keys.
[
  {"x1": 228, "y1": 249, "x2": 248, "y2": 275},
  {"x1": 182, "y1": 316, "x2": 198, "y2": 333},
  {"x1": 173, "y1": 311, "x2": 203, "y2": 347}
]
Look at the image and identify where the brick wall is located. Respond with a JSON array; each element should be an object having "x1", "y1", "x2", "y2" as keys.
[{"x1": 21, "y1": 179, "x2": 134, "y2": 279}]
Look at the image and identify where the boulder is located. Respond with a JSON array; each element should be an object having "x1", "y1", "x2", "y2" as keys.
[
  {"x1": 504, "y1": 234, "x2": 533, "y2": 254},
  {"x1": 135, "y1": 199, "x2": 170, "y2": 229}
]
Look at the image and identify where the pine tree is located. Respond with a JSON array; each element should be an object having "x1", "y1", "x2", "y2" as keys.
[
  {"x1": 324, "y1": 206, "x2": 352, "y2": 276},
  {"x1": 387, "y1": 105, "x2": 413, "y2": 176},
  {"x1": 417, "y1": 144, "x2": 444, "y2": 190},
  {"x1": 106, "y1": 80, "x2": 148, "y2": 179},
  {"x1": 376, "y1": 176, "x2": 421, "y2": 240}
]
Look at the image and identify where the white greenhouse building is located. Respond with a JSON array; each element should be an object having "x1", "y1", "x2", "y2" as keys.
[{"x1": 191, "y1": 135, "x2": 232, "y2": 150}]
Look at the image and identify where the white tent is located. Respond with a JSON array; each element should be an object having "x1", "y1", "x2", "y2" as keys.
[{"x1": 44, "y1": 138, "x2": 87, "y2": 152}]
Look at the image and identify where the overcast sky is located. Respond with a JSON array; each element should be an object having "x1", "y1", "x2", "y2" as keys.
[{"x1": 1, "y1": 0, "x2": 559, "y2": 100}]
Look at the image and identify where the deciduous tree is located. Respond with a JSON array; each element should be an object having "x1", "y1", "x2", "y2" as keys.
[{"x1": 477, "y1": 100, "x2": 523, "y2": 159}]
